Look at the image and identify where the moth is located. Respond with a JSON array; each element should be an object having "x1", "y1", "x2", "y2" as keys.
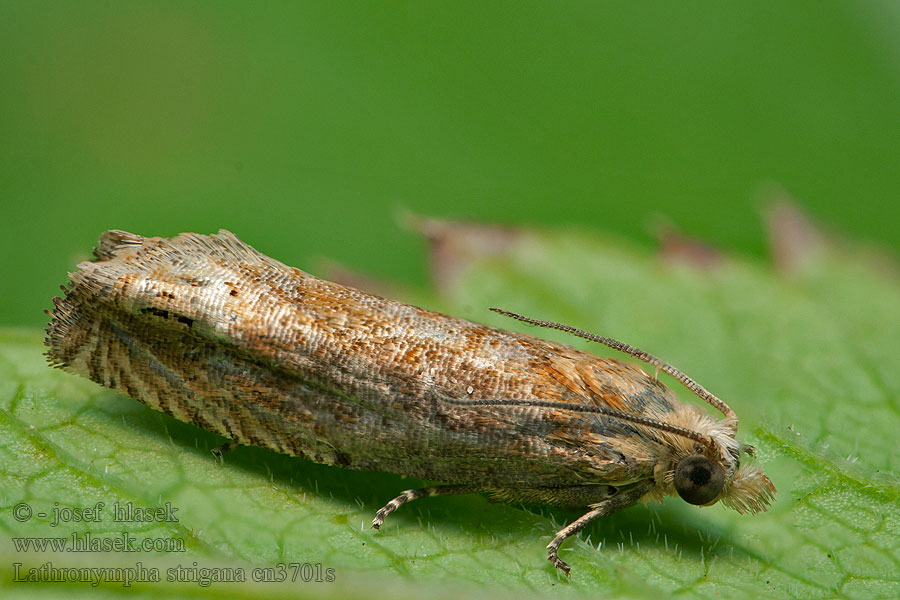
[{"x1": 45, "y1": 230, "x2": 775, "y2": 575}]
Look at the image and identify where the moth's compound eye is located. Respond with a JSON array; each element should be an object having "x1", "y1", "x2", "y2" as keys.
[{"x1": 674, "y1": 455, "x2": 724, "y2": 505}]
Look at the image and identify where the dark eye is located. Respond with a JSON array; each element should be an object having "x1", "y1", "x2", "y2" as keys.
[{"x1": 674, "y1": 455, "x2": 724, "y2": 505}]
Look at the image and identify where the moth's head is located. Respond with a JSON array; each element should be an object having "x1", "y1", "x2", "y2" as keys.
[
  {"x1": 660, "y1": 407, "x2": 776, "y2": 513},
  {"x1": 671, "y1": 449, "x2": 775, "y2": 514}
]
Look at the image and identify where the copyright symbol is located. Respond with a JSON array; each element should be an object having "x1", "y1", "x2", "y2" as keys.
[{"x1": 13, "y1": 502, "x2": 32, "y2": 522}]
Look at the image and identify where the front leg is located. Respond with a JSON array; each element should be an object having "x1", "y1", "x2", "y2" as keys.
[{"x1": 545, "y1": 480, "x2": 654, "y2": 576}]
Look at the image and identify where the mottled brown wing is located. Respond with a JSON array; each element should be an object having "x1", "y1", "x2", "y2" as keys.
[{"x1": 46, "y1": 230, "x2": 675, "y2": 487}]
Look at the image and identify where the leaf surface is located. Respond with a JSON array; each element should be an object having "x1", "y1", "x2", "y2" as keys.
[{"x1": 1, "y1": 223, "x2": 898, "y2": 599}]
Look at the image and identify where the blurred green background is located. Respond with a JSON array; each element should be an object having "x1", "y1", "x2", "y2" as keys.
[{"x1": 1, "y1": 1, "x2": 898, "y2": 328}]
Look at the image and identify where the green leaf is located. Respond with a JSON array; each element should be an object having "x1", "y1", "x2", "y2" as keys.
[{"x1": 1, "y1": 223, "x2": 898, "y2": 599}]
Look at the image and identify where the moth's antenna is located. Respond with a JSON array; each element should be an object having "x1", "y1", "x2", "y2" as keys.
[
  {"x1": 490, "y1": 308, "x2": 737, "y2": 421},
  {"x1": 438, "y1": 395, "x2": 713, "y2": 446}
]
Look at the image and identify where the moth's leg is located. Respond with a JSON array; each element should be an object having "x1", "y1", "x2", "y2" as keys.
[
  {"x1": 211, "y1": 439, "x2": 239, "y2": 461},
  {"x1": 372, "y1": 484, "x2": 482, "y2": 530},
  {"x1": 489, "y1": 484, "x2": 616, "y2": 507},
  {"x1": 546, "y1": 505, "x2": 607, "y2": 575},
  {"x1": 546, "y1": 481, "x2": 654, "y2": 576}
]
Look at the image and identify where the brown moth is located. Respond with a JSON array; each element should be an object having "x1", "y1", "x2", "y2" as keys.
[{"x1": 45, "y1": 230, "x2": 775, "y2": 575}]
